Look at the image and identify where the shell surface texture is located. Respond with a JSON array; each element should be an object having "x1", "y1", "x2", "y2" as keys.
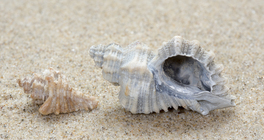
[
  {"x1": 90, "y1": 36, "x2": 235, "y2": 115},
  {"x1": 17, "y1": 67, "x2": 98, "y2": 115}
]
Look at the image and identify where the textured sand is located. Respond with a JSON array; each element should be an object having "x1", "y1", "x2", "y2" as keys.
[{"x1": 0, "y1": 0, "x2": 264, "y2": 139}]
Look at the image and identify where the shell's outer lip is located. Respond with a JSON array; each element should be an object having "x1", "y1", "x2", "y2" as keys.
[
  {"x1": 148, "y1": 36, "x2": 235, "y2": 114},
  {"x1": 150, "y1": 36, "x2": 225, "y2": 95}
]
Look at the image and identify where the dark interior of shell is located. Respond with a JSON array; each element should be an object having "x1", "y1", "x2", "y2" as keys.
[{"x1": 163, "y1": 55, "x2": 212, "y2": 92}]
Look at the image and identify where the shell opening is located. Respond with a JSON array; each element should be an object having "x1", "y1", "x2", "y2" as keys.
[{"x1": 163, "y1": 55, "x2": 212, "y2": 92}]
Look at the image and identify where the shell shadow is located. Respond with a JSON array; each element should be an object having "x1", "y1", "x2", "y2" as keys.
[
  {"x1": 101, "y1": 107, "x2": 236, "y2": 136},
  {"x1": 19, "y1": 102, "x2": 97, "y2": 124}
]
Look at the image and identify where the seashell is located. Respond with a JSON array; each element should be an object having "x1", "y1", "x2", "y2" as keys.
[
  {"x1": 90, "y1": 36, "x2": 235, "y2": 115},
  {"x1": 17, "y1": 67, "x2": 98, "y2": 115}
]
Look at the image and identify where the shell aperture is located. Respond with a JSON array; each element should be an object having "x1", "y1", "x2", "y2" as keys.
[{"x1": 90, "y1": 36, "x2": 235, "y2": 115}]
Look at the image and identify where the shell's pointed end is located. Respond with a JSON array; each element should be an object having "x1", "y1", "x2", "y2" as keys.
[{"x1": 89, "y1": 44, "x2": 107, "y2": 68}]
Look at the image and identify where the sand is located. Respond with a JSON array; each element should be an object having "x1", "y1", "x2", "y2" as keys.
[{"x1": 0, "y1": 0, "x2": 264, "y2": 139}]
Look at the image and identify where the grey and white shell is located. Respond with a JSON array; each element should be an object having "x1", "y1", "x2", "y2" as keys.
[{"x1": 89, "y1": 36, "x2": 235, "y2": 115}]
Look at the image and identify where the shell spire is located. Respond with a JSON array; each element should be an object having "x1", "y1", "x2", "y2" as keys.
[
  {"x1": 90, "y1": 36, "x2": 235, "y2": 115},
  {"x1": 17, "y1": 67, "x2": 98, "y2": 115},
  {"x1": 90, "y1": 43, "x2": 124, "y2": 84}
]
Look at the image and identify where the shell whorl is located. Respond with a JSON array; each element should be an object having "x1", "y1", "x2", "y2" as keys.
[
  {"x1": 90, "y1": 36, "x2": 235, "y2": 115},
  {"x1": 18, "y1": 67, "x2": 98, "y2": 115},
  {"x1": 118, "y1": 42, "x2": 156, "y2": 114}
]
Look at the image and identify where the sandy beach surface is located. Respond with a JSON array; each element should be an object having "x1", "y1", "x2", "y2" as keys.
[{"x1": 0, "y1": 0, "x2": 264, "y2": 139}]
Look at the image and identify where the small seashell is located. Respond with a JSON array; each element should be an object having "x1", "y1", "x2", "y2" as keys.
[
  {"x1": 90, "y1": 36, "x2": 235, "y2": 115},
  {"x1": 17, "y1": 67, "x2": 98, "y2": 115}
]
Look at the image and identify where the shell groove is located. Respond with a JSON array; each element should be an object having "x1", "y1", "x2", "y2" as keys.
[
  {"x1": 90, "y1": 36, "x2": 235, "y2": 115},
  {"x1": 17, "y1": 67, "x2": 98, "y2": 115}
]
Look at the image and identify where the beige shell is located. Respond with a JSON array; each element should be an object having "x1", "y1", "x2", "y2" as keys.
[
  {"x1": 90, "y1": 36, "x2": 235, "y2": 115},
  {"x1": 17, "y1": 67, "x2": 98, "y2": 115}
]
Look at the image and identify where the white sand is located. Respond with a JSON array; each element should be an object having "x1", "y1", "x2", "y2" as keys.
[{"x1": 0, "y1": 0, "x2": 263, "y2": 139}]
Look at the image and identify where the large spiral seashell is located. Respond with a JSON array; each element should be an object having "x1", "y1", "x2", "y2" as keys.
[
  {"x1": 17, "y1": 67, "x2": 98, "y2": 115},
  {"x1": 90, "y1": 36, "x2": 235, "y2": 115}
]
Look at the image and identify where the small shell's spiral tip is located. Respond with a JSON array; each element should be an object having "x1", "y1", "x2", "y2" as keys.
[
  {"x1": 17, "y1": 77, "x2": 32, "y2": 94},
  {"x1": 89, "y1": 44, "x2": 107, "y2": 68}
]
